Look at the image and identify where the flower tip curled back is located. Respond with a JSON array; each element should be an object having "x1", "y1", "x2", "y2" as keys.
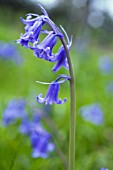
[
  {"x1": 36, "y1": 90, "x2": 67, "y2": 105},
  {"x1": 37, "y1": 4, "x2": 49, "y2": 17}
]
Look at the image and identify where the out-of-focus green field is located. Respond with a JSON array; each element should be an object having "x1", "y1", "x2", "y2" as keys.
[{"x1": 0, "y1": 6, "x2": 113, "y2": 170}]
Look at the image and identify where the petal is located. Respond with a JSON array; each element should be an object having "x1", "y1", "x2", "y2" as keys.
[{"x1": 36, "y1": 94, "x2": 45, "y2": 104}]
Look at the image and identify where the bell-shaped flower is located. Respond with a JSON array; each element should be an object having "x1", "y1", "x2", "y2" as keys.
[
  {"x1": 30, "y1": 131, "x2": 54, "y2": 158},
  {"x1": 16, "y1": 15, "x2": 45, "y2": 47},
  {"x1": 52, "y1": 34, "x2": 72, "y2": 72},
  {"x1": 31, "y1": 32, "x2": 57, "y2": 61},
  {"x1": 52, "y1": 45, "x2": 69, "y2": 72},
  {"x1": 36, "y1": 75, "x2": 70, "y2": 105},
  {"x1": 16, "y1": 4, "x2": 63, "y2": 49}
]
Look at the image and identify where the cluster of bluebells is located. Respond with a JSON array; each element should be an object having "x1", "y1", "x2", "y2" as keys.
[
  {"x1": 2, "y1": 99, "x2": 54, "y2": 158},
  {"x1": 0, "y1": 41, "x2": 22, "y2": 64},
  {"x1": 16, "y1": 4, "x2": 71, "y2": 105},
  {"x1": 79, "y1": 103, "x2": 104, "y2": 125}
]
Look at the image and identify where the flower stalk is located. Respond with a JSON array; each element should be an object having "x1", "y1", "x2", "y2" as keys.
[
  {"x1": 16, "y1": 4, "x2": 76, "y2": 170},
  {"x1": 61, "y1": 38, "x2": 76, "y2": 170}
]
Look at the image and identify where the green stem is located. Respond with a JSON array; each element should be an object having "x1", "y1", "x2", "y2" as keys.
[
  {"x1": 61, "y1": 38, "x2": 76, "y2": 170},
  {"x1": 48, "y1": 20, "x2": 76, "y2": 170}
]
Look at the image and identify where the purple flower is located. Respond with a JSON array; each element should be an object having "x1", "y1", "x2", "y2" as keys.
[
  {"x1": 16, "y1": 15, "x2": 45, "y2": 47},
  {"x1": 98, "y1": 56, "x2": 112, "y2": 74},
  {"x1": 19, "y1": 111, "x2": 54, "y2": 158},
  {"x1": 79, "y1": 103, "x2": 104, "y2": 125},
  {"x1": 52, "y1": 36, "x2": 72, "y2": 72},
  {"x1": 36, "y1": 75, "x2": 70, "y2": 105},
  {"x1": 52, "y1": 45, "x2": 69, "y2": 72},
  {"x1": 2, "y1": 99, "x2": 27, "y2": 125},
  {"x1": 16, "y1": 4, "x2": 62, "y2": 49},
  {"x1": 31, "y1": 32, "x2": 57, "y2": 61},
  {"x1": 16, "y1": 4, "x2": 68, "y2": 67},
  {"x1": 19, "y1": 118, "x2": 31, "y2": 135},
  {"x1": 19, "y1": 110, "x2": 42, "y2": 135},
  {"x1": 101, "y1": 168, "x2": 109, "y2": 170},
  {"x1": 30, "y1": 131, "x2": 54, "y2": 158},
  {"x1": 0, "y1": 42, "x2": 22, "y2": 64}
]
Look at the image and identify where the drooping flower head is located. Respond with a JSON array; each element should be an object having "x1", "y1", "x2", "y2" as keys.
[
  {"x1": 16, "y1": 15, "x2": 45, "y2": 48},
  {"x1": 31, "y1": 32, "x2": 58, "y2": 61},
  {"x1": 16, "y1": 5, "x2": 72, "y2": 105},
  {"x1": 36, "y1": 75, "x2": 70, "y2": 105},
  {"x1": 16, "y1": 4, "x2": 72, "y2": 72},
  {"x1": 52, "y1": 33, "x2": 72, "y2": 72}
]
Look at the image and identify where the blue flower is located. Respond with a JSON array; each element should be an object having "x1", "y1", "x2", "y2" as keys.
[
  {"x1": 0, "y1": 42, "x2": 22, "y2": 64},
  {"x1": 2, "y1": 99, "x2": 27, "y2": 125},
  {"x1": 101, "y1": 168, "x2": 109, "y2": 170},
  {"x1": 16, "y1": 15, "x2": 45, "y2": 47},
  {"x1": 31, "y1": 32, "x2": 57, "y2": 61},
  {"x1": 19, "y1": 110, "x2": 42, "y2": 135},
  {"x1": 98, "y1": 56, "x2": 112, "y2": 74},
  {"x1": 19, "y1": 118, "x2": 31, "y2": 135},
  {"x1": 30, "y1": 131, "x2": 54, "y2": 158},
  {"x1": 36, "y1": 75, "x2": 70, "y2": 105},
  {"x1": 16, "y1": 4, "x2": 65, "y2": 63},
  {"x1": 79, "y1": 103, "x2": 104, "y2": 125},
  {"x1": 19, "y1": 111, "x2": 54, "y2": 158},
  {"x1": 52, "y1": 35, "x2": 72, "y2": 72},
  {"x1": 52, "y1": 45, "x2": 69, "y2": 72}
]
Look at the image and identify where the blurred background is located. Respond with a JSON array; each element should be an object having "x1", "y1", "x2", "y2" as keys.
[{"x1": 0, "y1": 0, "x2": 113, "y2": 170}]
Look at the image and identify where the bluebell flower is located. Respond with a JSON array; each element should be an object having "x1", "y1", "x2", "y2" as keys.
[
  {"x1": 19, "y1": 111, "x2": 54, "y2": 158},
  {"x1": 79, "y1": 103, "x2": 104, "y2": 125},
  {"x1": 52, "y1": 35, "x2": 72, "y2": 72},
  {"x1": 19, "y1": 118, "x2": 31, "y2": 135},
  {"x1": 16, "y1": 4, "x2": 70, "y2": 69},
  {"x1": 2, "y1": 99, "x2": 27, "y2": 125},
  {"x1": 36, "y1": 75, "x2": 70, "y2": 105},
  {"x1": 19, "y1": 110, "x2": 42, "y2": 135},
  {"x1": 101, "y1": 168, "x2": 109, "y2": 170},
  {"x1": 16, "y1": 15, "x2": 45, "y2": 47},
  {"x1": 16, "y1": 4, "x2": 62, "y2": 49},
  {"x1": 52, "y1": 45, "x2": 69, "y2": 72},
  {"x1": 30, "y1": 131, "x2": 54, "y2": 158},
  {"x1": 31, "y1": 32, "x2": 57, "y2": 61},
  {"x1": 98, "y1": 56, "x2": 112, "y2": 74},
  {"x1": 0, "y1": 42, "x2": 22, "y2": 64}
]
